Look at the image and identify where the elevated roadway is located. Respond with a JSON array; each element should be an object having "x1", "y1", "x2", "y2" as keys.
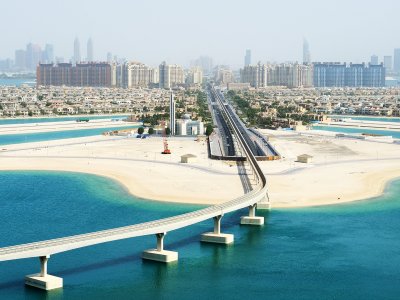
[{"x1": 0, "y1": 84, "x2": 270, "y2": 290}]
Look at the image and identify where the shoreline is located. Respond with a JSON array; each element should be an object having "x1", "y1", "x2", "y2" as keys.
[
  {"x1": 0, "y1": 161, "x2": 400, "y2": 209},
  {"x1": 1, "y1": 155, "x2": 400, "y2": 209},
  {"x1": 1, "y1": 132, "x2": 400, "y2": 209}
]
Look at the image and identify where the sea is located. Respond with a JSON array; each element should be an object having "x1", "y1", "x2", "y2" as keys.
[
  {"x1": 0, "y1": 125, "x2": 138, "y2": 146},
  {"x1": 0, "y1": 171, "x2": 399, "y2": 299},
  {"x1": 312, "y1": 125, "x2": 400, "y2": 139},
  {"x1": 0, "y1": 78, "x2": 35, "y2": 87},
  {"x1": 329, "y1": 115, "x2": 400, "y2": 123},
  {"x1": 0, "y1": 116, "x2": 128, "y2": 126}
]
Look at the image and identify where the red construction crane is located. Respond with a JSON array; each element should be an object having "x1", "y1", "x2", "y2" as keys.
[{"x1": 161, "y1": 120, "x2": 171, "y2": 154}]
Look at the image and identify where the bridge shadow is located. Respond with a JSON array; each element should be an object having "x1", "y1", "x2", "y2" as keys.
[{"x1": 236, "y1": 161, "x2": 252, "y2": 193}]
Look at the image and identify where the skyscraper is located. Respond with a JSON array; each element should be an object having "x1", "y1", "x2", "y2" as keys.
[
  {"x1": 394, "y1": 49, "x2": 400, "y2": 73},
  {"x1": 87, "y1": 38, "x2": 94, "y2": 61},
  {"x1": 303, "y1": 39, "x2": 311, "y2": 64},
  {"x1": 107, "y1": 52, "x2": 113, "y2": 63},
  {"x1": 384, "y1": 56, "x2": 392, "y2": 72},
  {"x1": 244, "y1": 49, "x2": 251, "y2": 66},
  {"x1": 44, "y1": 44, "x2": 54, "y2": 63},
  {"x1": 169, "y1": 89, "x2": 176, "y2": 135},
  {"x1": 26, "y1": 43, "x2": 42, "y2": 70},
  {"x1": 15, "y1": 49, "x2": 26, "y2": 70},
  {"x1": 370, "y1": 55, "x2": 378, "y2": 65},
  {"x1": 74, "y1": 38, "x2": 81, "y2": 64}
]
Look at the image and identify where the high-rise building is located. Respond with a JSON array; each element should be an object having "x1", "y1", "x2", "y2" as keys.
[
  {"x1": 74, "y1": 38, "x2": 81, "y2": 64},
  {"x1": 313, "y1": 62, "x2": 385, "y2": 87},
  {"x1": 363, "y1": 63, "x2": 386, "y2": 87},
  {"x1": 214, "y1": 66, "x2": 234, "y2": 84},
  {"x1": 26, "y1": 43, "x2": 42, "y2": 70},
  {"x1": 384, "y1": 56, "x2": 392, "y2": 72},
  {"x1": 15, "y1": 49, "x2": 26, "y2": 70},
  {"x1": 37, "y1": 62, "x2": 112, "y2": 87},
  {"x1": 345, "y1": 63, "x2": 365, "y2": 87},
  {"x1": 87, "y1": 38, "x2": 94, "y2": 61},
  {"x1": 169, "y1": 90, "x2": 176, "y2": 135},
  {"x1": 267, "y1": 63, "x2": 313, "y2": 88},
  {"x1": 43, "y1": 44, "x2": 54, "y2": 64},
  {"x1": 107, "y1": 52, "x2": 113, "y2": 63},
  {"x1": 370, "y1": 55, "x2": 379, "y2": 65},
  {"x1": 191, "y1": 56, "x2": 213, "y2": 74},
  {"x1": 303, "y1": 39, "x2": 311, "y2": 64},
  {"x1": 240, "y1": 62, "x2": 267, "y2": 88},
  {"x1": 394, "y1": 49, "x2": 400, "y2": 73},
  {"x1": 244, "y1": 49, "x2": 251, "y2": 66},
  {"x1": 186, "y1": 67, "x2": 203, "y2": 85},
  {"x1": 313, "y1": 63, "x2": 346, "y2": 87},
  {"x1": 122, "y1": 62, "x2": 158, "y2": 88},
  {"x1": 158, "y1": 62, "x2": 184, "y2": 89}
]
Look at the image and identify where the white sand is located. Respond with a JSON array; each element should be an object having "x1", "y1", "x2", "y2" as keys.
[{"x1": 1, "y1": 130, "x2": 400, "y2": 208}]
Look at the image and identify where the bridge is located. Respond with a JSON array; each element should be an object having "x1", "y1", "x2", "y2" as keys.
[{"x1": 0, "y1": 85, "x2": 270, "y2": 291}]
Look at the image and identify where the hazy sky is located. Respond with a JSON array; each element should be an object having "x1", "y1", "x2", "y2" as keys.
[{"x1": 1, "y1": 0, "x2": 399, "y2": 68}]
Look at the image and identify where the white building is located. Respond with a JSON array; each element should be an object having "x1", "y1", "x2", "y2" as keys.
[{"x1": 175, "y1": 115, "x2": 204, "y2": 136}]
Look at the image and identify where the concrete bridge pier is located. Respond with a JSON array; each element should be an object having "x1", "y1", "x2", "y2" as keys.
[
  {"x1": 25, "y1": 255, "x2": 63, "y2": 290},
  {"x1": 240, "y1": 204, "x2": 264, "y2": 225},
  {"x1": 201, "y1": 215, "x2": 234, "y2": 244},
  {"x1": 142, "y1": 232, "x2": 178, "y2": 263}
]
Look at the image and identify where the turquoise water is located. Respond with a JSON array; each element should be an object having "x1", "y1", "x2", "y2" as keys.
[
  {"x1": 0, "y1": 171, "x2": 400, "y2": 299},
  {"x1": 313, "y1": 125, "x2": 400, "y2": 139},
  {"x1": 329, "y1": 115, "x2": 400, "y2": 123},
  {"x1": 0, "y1": 116, "x2": 128, "y2": 125},
  {"x1": 0, "y1": 78, "x2": 35, "y2": 87},
  {"x1": 0, "y1": 125, "x2": 137, "y2": 146}
]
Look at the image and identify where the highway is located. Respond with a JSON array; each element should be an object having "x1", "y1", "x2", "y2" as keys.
[
  {"x1": 0, "y1": 85, "x2": 269, "y2": 276},
  {"x1": 208, "y1": 86, "x2": 279, "y2": 158}
]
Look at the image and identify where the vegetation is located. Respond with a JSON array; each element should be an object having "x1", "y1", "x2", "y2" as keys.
[
  {"x1": 137, "y1": 127, "x2": 144, "y2": 134},
  {"x1": 227, "y1": 91, "x2": 259, "y2": 126},
  {"x1": 227, "y1": 90, "x2": 313, "y2": 128},
  {"x1": 195, "y1": 91, "x2": 212, "y2": 124},
  {"x1": 141, "y1": 113, "x2": 169, "y2": 126},
  {"x1": 165, "y1": 127, "x2": 171, "y2": 135},
  {"x1": 205, "y1": 124, "x2": 213, "y2": 136},
  {"x1": 148, "y1": 127, "x2": 155, "y2": 135}
]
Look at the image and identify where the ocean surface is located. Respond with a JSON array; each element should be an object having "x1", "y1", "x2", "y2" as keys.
[
  {"x1": 0, "y1": 116, "x2": 128, "y2": 125},
  {"x1": 0, "y1": 125, "x2": 138, "y2": 146},
  {"x1": 0, "y1": 171, "x2": 400, "y2": 299},
  {"x1": 0, "y1": 78, "x2": 35, "y2": 87},
  {"x1": 313, "y1": 125, "x2": 400, "y2": 139},
  {"x1": 329, "y1": 115, "x2": 400, "y2": 123}
]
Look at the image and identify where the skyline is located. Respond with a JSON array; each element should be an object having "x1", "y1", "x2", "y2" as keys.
[{"x1": 1, "y1": 0, "x2": 400, "y2": 67}]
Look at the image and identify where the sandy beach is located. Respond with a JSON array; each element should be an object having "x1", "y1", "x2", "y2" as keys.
[{"x1": 0, "y1": 130, "x2": 400, "y2": 208}]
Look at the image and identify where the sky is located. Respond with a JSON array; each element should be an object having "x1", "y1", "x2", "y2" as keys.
[{"x1": 1, "y1": 0, "x2": 400, "y2": 68}]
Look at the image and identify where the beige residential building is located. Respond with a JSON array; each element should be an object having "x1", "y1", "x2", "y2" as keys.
[
  {"x1": 159, "y1": 61, "x2": 184, "y2": 89},
  {"x1": 240, "y1": 62, "x2": 268, "y2": 88}
]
